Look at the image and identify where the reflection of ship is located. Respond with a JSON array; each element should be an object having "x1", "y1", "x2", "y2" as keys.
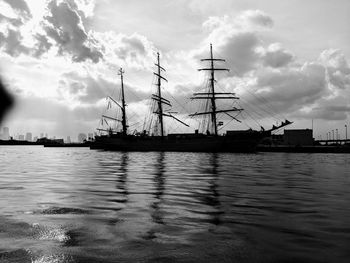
[{"x1": 92, "y1": 44, "x2": 291, "y2": 152}]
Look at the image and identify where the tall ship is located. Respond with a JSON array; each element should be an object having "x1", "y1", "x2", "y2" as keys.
[{"x1": 92, "y1": 44, "x2": 291, "y2": 152}]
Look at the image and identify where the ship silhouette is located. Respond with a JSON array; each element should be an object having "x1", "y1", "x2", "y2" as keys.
[{"x1": 91, "y1": 44, "x2": 292, "y2": 152}]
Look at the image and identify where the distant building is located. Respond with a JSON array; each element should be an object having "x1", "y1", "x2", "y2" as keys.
[
  {"x1": 40, "y1": 133, "x2": 44, "y2": 138},
  {"x1": 33, "y1": 136, "x2": 38, "y2": 142},
  {"x1": 88, "y1": 133, "x2": 94, "y2": 141},
  {"x1": 78, "y1": 133, "x2": 87, "y2": 143},
  {"x1": 283, "y1": 129, "x2": 314, "y2": 146},
  {"x1": 66, "y1": 136, "x2": 71, "y2": 143},
  {"x1": 2, "y1": 127, "x2": 9, "y2": 140},
  {"x1": 25, "y1": 132, "x2": 32, "y2": 142},
  {"x1": 18, "y1": 135, "x2": 25, "y2": 141}
]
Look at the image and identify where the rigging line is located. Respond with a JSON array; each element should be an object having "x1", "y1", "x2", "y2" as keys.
[
  {"x1": 212, "y1": 51, "x2": 286, "y2": 121},
  {"x1": 239, "y1": 96, "x2": 276, "y2": 122},
  {"x1": 239, "y1": 104, "x2": 263, "y2": 129},
  {"x1": 242, "y1": 102, "x2": 280, "y2": 127},
  {"x1": 244, "y1": 92, "x2": 283, "y2": 121},
  {"x1": 247, "y1": 88, "x2": 287, "y2": 121},
  {"x1": 240, "y1": 105, "x2": 267, "y2": 128},
  {"x1": 238, "y1": 83, "x2": 286, "y2": 121}
]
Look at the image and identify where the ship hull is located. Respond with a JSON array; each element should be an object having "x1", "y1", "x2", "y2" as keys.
[{"x1": 91, "y1": 131, "x2": 268, "y2": 153}]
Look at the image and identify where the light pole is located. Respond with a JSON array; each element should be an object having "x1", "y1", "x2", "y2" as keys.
[
  {"x1": 346, "y1": 125, "x2": 348, "y2": 141},
  {"x1": 332, "y1": 130, "x2": 334, "y2": 141}
]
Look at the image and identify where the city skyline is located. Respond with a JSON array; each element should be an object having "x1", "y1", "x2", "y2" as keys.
[{"x1": 0, "y1": 126, "x2": 94, "y2": 142}]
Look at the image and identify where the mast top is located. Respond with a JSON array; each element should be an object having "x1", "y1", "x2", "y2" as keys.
[{"x1": 118, "y1": 67, "x2": 124, "y2": 75}]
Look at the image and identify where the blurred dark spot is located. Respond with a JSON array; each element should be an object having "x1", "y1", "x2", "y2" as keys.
[
  {"x1": 38, "y1": 206, "x2": 91, "y2": 215},
  {"x1": 0, "y1": 78, "x2": 13, "y2": 124},
  {"x1": 63, "y1": 229, "x2": 81, "y2": 247}
]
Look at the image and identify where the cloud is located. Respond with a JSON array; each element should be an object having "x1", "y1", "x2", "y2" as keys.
[
  {"x1": 2, "y1": 0, "x2": 31, "y2": 20},
  {"x1": 255, "y1": 63, "x2": 327, "y2": 108},
  {"x1": 57, "y1": 69, "x2": 151, "y2": 105},
  {"x1": 237, "y1": 10, "x2": 273, "y2": 28},
  {"x1": 198, "y1": 10, "x2": 275, "y2": 76},
  {"x1": 0, "y1": 13, "x2": 23, "y2": 26},
  {"x1": 58, "y1": 71, "x2": 115, "y2": 103},
  {"x1": 0, "y1": 0, "x2": 32, "y2": 57},
  {"x1": 0, "y1": 29, "x2": 30, "y2": 56},
  {"x1": 42, "y1": 0, "x2": 103, "y2": 63},
  {"x1": 33, "y1": 34, "x2": 53, "y2": 57},
  {"x1": 319, "y1": 49, "x2": 350, "y2": 90},
  {"x1": 96, "y1": 32, "x2": 157, "y2": 70},
  {"x1": 261, "y1": 43, "x2": 294, "y2": 68}
]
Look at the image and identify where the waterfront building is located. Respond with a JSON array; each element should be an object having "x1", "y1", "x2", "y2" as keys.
[
  {"x1": 2, "y1": 127, "x2": 9, "y2": 140},
  {"x1": 25, "y1": 132, "x2": 32, "y2": 142},
  {"x1": 283, "y1": 129, "x2": 314, "y2": 146}
]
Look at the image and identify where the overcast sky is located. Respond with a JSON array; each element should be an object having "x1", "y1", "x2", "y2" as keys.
[{"x1": 0, "y1": 0, "x2": 349, "y2": 140}]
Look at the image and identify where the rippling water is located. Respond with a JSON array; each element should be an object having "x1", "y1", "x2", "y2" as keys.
[{"x1": 0, "y1": 146, "x2": 349, "y2": 262}]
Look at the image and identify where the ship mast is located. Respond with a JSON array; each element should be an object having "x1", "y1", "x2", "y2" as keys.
[
  {"x1": 151, "y1": 52, "x2": 189, "y2": 137},
  {"x1": 118, "y1": 68, "x2": 127, "y2": 136},
  {"x1": 190, "y1": 44, "x2": 242, "y2": 136},
  {"x1": 154, "y1": 52, "x2": 167, "y2": 137},
  {"x1": 209, "y1": 44, "x2": 219, "y2": 135}
]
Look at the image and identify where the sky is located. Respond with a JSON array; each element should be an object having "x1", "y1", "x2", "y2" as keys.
[{"x1": 0, "y1": 0, "x2": 349, "y2": 140}]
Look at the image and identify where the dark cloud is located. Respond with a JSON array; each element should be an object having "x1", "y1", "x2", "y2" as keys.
[
  {"x1": 255, "y1": 63, "x2": 327, "y2": 110},
  {"x1": 198, "y1": 11, "x2": 274, "y2": 76},
  {"x1": 262, "y1": 44, "x2": 294, "y2": 68},
  {"x1": 0, "y1": 29, "x2": 30, "y2": 56},
  {"x1": 196, "y1": 31, "x2": 261, "y2": 76},
  {"x1": 240, "y1": 10, "x2": 273, "y2": 28},
  {"x1": 33, "y1": 34, "x2": 53, "y2": 58},
  {"x1": 42, "y1": 0, "x2": 103, "y2": 63},
  {"x1": 221, "y1": 32, "x2": 260, "y2": 76}
]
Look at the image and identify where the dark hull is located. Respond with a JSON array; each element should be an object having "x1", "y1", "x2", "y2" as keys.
[{"x1": 91, "y1": 132, "x2": 268, "y2": 153}]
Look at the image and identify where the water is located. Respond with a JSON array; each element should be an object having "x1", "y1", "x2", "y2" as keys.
[{"x1": 0, "y1": 146, "x2": 349, "y2": 263}]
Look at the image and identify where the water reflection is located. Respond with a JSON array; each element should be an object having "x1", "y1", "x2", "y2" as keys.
[
  {"x1": 150, "y1": 152, "x2": 166, "y2": 225},
  {"x1": 115, "y1": 152, "x2": 129, "y2": 203},
  {"x1": 197, "y1": 153, "x2": 222, "y2": 225},
  {"x1": 1, "y1": 148, "x2": 350, "y2": 262}
]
